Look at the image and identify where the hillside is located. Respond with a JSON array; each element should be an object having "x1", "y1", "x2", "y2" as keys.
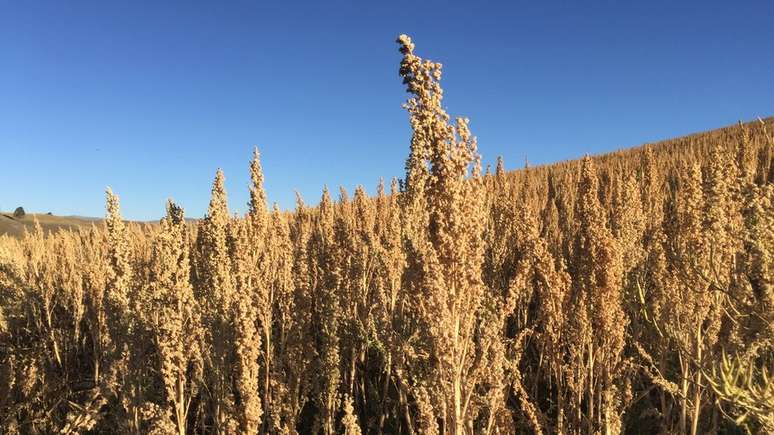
[
  {"x1": 3, "y1": 116, "x2": 771, "y2": 241},
  {"x1": 0, "y1": 212, "x2": 100, "y2": 238}
]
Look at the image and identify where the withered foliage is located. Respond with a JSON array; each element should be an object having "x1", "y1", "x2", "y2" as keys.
[{"x1": 0, "y1": 36, "x2": 771, "y2": 434}]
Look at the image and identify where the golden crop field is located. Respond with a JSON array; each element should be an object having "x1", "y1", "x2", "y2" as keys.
[{"x1": 0, "y1": 35, "x2": 771, "y2": 434}]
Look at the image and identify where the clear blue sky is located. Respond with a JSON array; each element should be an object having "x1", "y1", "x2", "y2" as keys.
[{"x1": 1, "y1": 1, "x2": 772, "y2": 220}]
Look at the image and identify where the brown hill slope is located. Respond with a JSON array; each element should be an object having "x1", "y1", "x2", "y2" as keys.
[
  {"x1": 3, "y1": 116, "x2": 770, "y2": 239},
  {"x1": 0, "y1": 213, "x2": 99, "y2": 238}
]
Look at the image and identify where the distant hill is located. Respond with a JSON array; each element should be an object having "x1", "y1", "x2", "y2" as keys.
[
  {"x1": 0, "y1": 213, "x2": 100, "y2": 238},
  {"x1": 3, "y1": 117, "x2": 770, "y2": 239}
]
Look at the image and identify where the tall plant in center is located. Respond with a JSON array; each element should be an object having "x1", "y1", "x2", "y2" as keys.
[{"x1": 397, "y1": 34, "x2": 489, "y2": 434}]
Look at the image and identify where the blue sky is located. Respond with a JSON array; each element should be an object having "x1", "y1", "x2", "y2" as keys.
[{"x1": 1, "y1": 1, "x2": 772, "y2": 220}]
